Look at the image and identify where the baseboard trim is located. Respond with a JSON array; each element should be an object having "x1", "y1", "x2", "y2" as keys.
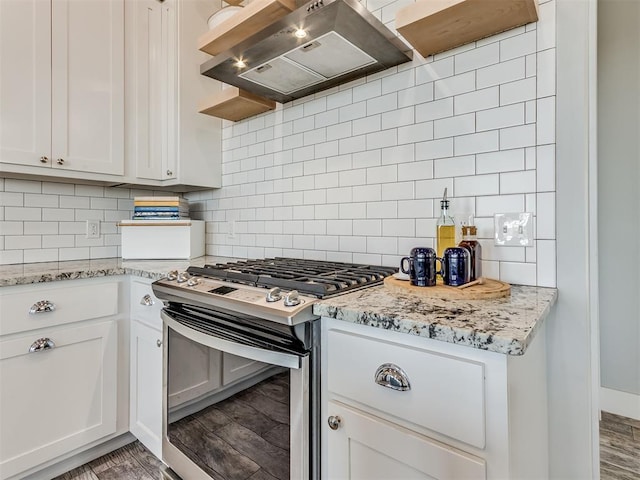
[
  {"x1": 21, "y1": 432, "x2": 137, "y2": 480},
  {"x1": 600, "y1": 387, "x2": 640, "y2": 421}
]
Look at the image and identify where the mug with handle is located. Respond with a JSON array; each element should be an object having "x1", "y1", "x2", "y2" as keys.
[
  {"x1": 440, "y1": 247, "x2": 471, "y2": 287},
  {"x1": 400, "y1": 247, "x2": 439, "y2": 287}
]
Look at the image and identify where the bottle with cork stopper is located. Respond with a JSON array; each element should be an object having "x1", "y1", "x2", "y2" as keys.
[{"x1": 459, "y1": 223, "x2": 482, "y2": 281}]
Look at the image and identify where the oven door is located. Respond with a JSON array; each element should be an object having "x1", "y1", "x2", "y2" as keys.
[{"x1": 161, "y1": 304, "x2": 315, "y2": 480}]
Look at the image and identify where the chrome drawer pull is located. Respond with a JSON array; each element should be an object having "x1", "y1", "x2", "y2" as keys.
[
  {"x1": 140, "y1": 294, "x2": 155, "y2": 306},
  {"x1": 29, "y1": 338, "x2": 56, "y2": 353},
  {"x1": 374, "y1": 363, "x2": 411, "y2": 391},
  {"x1": 29, "y1": 300, "x2": 56, "y2": 314}
]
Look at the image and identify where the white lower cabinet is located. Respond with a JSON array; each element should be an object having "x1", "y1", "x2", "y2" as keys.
[
  {"x1": 0, "y1": 320, "x2": 118, "y2": 480},
  {"x1": 327, "y1": 401, "x2": 485, "y2": 480},
  {"x1": 129, "y1": 319, "x2": 163, "y2": 459},
  {"x1": 322, "y1": 318, "x2": 549, "y2": 480}
]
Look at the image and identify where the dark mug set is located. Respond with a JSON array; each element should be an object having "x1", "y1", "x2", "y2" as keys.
[{"x1": 400, "y1": 247, "x2": 471, "y2": 287}]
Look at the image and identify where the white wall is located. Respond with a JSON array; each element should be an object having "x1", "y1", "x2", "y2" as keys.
[
  {"x1": 597, "y1": 0, "x2": 640, "y2": 416},
  {"x1": 186, "y1": 0, "x2": 558, "y2": 288}
]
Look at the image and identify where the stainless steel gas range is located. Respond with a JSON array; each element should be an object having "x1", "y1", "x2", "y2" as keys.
[{"x1": 151, "y1": 258, "x2": 395, "y2": 480}]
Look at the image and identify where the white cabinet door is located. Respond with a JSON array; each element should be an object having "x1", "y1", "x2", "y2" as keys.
[
  {"x1": 126, "y1": 0, "x2": 221, "y2": 189},
  {"x1": 130, "y1": 320, "x2": 163, "y2": 459},
  {"x1": 131, "y1": 0, "x2": 167, "y2": 181},
  {"x1": 0, "y1": 0, "x2": 51, "y2": 167},
  {"x1": 51, "y1": 0, "x2": 124, "y2": 175},
  {"x1": 0, "y1": 320, "x2": 118, "y2": 480},
  {"x1": 325, "y1": 402, "x2": 486, "y2": 480},
  {"x1": 0, "y1": 0, "x2": 123, "y2": 177}
]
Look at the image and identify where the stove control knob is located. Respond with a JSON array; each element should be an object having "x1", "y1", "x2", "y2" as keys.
[
  {"x1": 177, "y1": 272, "x2": 190, "y2": 283},
  {"x1": 283, "y1": 290, "x2": 301, "y2": 307},
  {"x1": 187, "y1": 277, "x2": 201, "y2": 287},
  {"x1": 266, "y1": 287, "x2": 282, "y2": 303},
  {"x1": 166, "y1": 270, "x2": 179, "y2": 281}
]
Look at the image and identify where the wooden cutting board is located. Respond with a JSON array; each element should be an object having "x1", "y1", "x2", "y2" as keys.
[{"x1": 383, "y1": 276, "x2": 511, "y2": 300}]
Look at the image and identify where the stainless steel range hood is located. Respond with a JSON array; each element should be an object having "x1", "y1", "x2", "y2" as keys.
[{"x1": 200, "y1": 0, "x2": 413, "y2": 103}]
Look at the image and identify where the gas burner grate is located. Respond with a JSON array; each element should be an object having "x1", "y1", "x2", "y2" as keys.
[{"x1": 186, "y1": 258, "x2": 397, "y2": 298}]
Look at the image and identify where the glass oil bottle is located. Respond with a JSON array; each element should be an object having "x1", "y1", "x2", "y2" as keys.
[
  {"x1": 436, "y1": 188, "x2": 456, "y2": 258},
  {"x1": 459, "y1": 224, "x2": 482, "y2": 281}
]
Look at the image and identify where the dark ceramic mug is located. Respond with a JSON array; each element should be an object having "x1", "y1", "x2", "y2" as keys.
[
  {"x1": 441, "y1": 247, "x2": 471, "y2": 286},
  {"x1": 401, "y1": 247, "x2": 439, "y2": 287}
]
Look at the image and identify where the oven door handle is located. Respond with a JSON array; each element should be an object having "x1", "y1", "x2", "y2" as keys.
[{"x1": 162, "y1": 312, "x2": 303, "y2": 369}]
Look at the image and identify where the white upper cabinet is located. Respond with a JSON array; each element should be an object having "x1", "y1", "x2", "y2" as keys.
[
  {"x1": 0, "y1": 0, "x2": 125, "y2": 177},
  {"x1": 126, "y1": 0, "x2": 222, "y2": 191}
]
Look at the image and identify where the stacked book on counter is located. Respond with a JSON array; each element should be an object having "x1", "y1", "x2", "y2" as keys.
[
  {"x1": 119, "y1": 196, "x2": 204, "y2": 259},
  {"x1": 132, "y1": 196, "x2": 189, "y2": 220}
]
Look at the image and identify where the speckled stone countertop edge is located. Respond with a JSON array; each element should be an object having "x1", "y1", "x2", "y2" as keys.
[
  {"x1": 0, "y1": 257, "x2": 235, "y2": 287},
  {"x1": 313, "y1": 285, "x2": 558, "y2": 356}
]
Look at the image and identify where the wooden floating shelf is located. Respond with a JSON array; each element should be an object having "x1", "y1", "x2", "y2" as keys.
[
  {"x1": 395, "y1": 0, "x2": 539, "y2": 58},
  {"x1": 198, "y1": 0, "x2": 296, "y2": 57},
  {"x1": 199, "y1": 87, "x2": 277, "y2": 121}
]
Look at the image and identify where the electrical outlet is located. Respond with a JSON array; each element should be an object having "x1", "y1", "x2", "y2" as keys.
[
  {"x1": 494, "y1": 213, "x2": 533, "y2": 246},
  {"x1": 86, "y1": 220, "x2": 100, "y2": 239}
]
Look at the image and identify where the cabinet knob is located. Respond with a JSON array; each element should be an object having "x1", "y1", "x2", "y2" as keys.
[
  {"x1": 166, "y1": 169, "x2": 173, "y2": 176},
  {"x1": 157, "y1": 339, "x2": 163, "y2": 348},
  {"x1": 29, "y1": 300, "x2": 56, "y2": 314},
  {"x1": 40, "y1": 156, "x2": 49, "y2": 163},
  {"x1": 29, "y1": 337, "x2": 56, "y2": 353},
  {"x1": 327, "y1": 416, "x2": 342, "y2": 431},
  {"x1": 140, "y1": 294, "x2": 155, "y2": 306},
  {"x1": 374, "y1": 363, "x2": 411, "y2": 391},
  {"x1": 56, "y1": 158, "x2": 64, "y2": 165}
]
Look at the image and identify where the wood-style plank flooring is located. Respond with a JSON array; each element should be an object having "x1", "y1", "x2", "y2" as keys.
[
  {"x1": 600, "y1": 411, "x2": 640, "y2": 479},
  {"x1": 56, "y1": 410, "x2": 640, "y2": 479}
]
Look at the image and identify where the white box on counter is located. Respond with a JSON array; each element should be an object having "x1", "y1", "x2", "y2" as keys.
[{"x1": 119, "y1": 220, "x2": 205, "y2": 259}]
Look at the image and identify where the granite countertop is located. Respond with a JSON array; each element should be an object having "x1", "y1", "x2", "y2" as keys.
[
  {"x1": 313, "y1": 284, "x2": 557, "y2": 356},
  {"x1": 0, "y1": 257, "x2": 236, "y2": 286},
  {"x1": 0, "y1": 257, "x2": 557, "y2": 356}
]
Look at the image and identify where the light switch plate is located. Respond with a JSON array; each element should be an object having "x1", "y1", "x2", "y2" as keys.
[{"x1": 494, "y1": 213, "x2": 533, "y2": 246}]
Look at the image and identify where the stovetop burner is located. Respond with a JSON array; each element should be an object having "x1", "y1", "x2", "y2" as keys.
[{"x1": 186, "y1": 258, "x2": 397, "y2": 298}]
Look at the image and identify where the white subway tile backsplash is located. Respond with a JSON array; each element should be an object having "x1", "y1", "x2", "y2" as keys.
[
  {"x1": 416, "y1": 57, "x2": 454, "y2": 85},
  {"x1": 434, "y1": 155, "x2": 475, "y2": 178},
  {"x1": 454, "y1": 87, "x2": 499, "y2": 115},
  {"x1": 434, "y1": 113, "x2": 475, "y2": 139},
  {"x1": 455, "y1": 174, "x2": 499, "y2": 197},
  {"x1": 354, "y1": 185, "x2": 382, "y2": 202},
  {"x1": 455, "y1": 131, "x2": 499, "y2": 155},
  {"x1": 434, "y1": 71, "x2": 476, "y2": 100},
  {"x1": 477, "y1": 57, "x2": 525, "y2": 89},
  {"x1": 499, "y1": 124, "x2": 536, "y2": 150},
  {"x1": 537, "y1": 96, "x2": 556, "y2": 144},
  {"x1": 455, "y1": 43, "x2": 500, "y2": 74},
  {"x1": 477, "y1": 104, "x2": 524, "y2": 131},
  {"x1": 476, "y1": 148, "x2": 525, "y2": 173},
  {"x1": 500, "y1": 170, "x2": 536, "y2": 194},
  {"x1": 1, "y1": 3, "x2": 557, "y2": 287},
  {"x1": 415, "y1": 97, "x2": 454, "y2": 122}
]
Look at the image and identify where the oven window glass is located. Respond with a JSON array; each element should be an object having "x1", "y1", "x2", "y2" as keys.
[{"x1": 167, "y1": 328, "x2": 291, "y2": 480}]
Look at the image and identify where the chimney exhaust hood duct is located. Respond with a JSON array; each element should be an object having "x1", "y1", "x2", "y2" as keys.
[{"x1": 200, "y1": 0, "x2": 413, "y2": 104}]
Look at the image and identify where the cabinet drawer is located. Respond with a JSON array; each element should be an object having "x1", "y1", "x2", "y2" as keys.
[
  {"x1": 0, "y1": 280, "x2": 119, "y2": 336},
  {"x1": 130, "y1": 279, "x2": 163, "y2": 329},
  {"x1": 327, "y1": 329, "x2": 486, "y2": 448},
  {"x1": 0, "y1": 320, "x2": 117, "y2": 479}
]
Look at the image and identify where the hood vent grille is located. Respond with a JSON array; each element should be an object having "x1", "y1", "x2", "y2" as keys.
[
  {"x1": 239, "y1": 31, "x2": 376, "y2": 95},
  {"x1": 200, "y1": 0, "x2": 413, "y2": 103}
]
